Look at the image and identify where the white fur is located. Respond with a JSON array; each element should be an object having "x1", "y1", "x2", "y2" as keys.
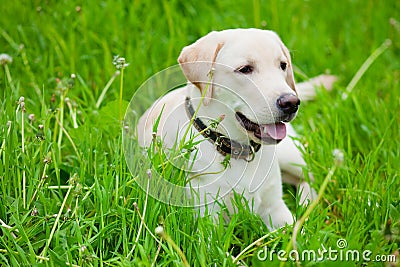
[{"x1": 137, "y1": 29, "x2": 335, "y2": 228}]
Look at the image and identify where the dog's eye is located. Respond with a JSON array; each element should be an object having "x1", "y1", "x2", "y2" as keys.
[
  {"x1": 236, "y1": 65, "x2": 254, "y2": 74},
  {"x1": 280, "y1": 62, "x2": 287, "y2": 71}
]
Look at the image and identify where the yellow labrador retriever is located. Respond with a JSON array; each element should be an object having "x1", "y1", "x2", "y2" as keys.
[{"x1": 137, "y1": 29, "x2": 335, "y2": 228}]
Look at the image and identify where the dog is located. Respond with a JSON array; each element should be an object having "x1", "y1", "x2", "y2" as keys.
[{"x1": 137, "y1": 29, "x2": 335, "y2": 228}]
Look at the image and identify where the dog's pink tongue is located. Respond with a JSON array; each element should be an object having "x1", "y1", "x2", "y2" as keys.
[{"x1": 261, "y1": 123, "x2": 287, "y2": 140}]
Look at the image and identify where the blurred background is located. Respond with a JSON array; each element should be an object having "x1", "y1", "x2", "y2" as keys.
[{"x1": 1, "y1": 0, "x2": 398, "y2": 102}]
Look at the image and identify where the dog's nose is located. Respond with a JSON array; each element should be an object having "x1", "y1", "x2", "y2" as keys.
[{"x1": 277, "y1": 94, "x2": 300, "y2": 114}]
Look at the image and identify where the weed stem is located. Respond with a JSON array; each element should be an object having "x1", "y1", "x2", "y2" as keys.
[
  {"x1": 343, "y1": 39, "x2": 391, "y2": 99},
  {"x1": 39, "y1": 184, "x2": 73, "y2": 261},
  {"x1": 4, "y1": 64, "x2": 16, "y2": 91},
  {"x1": 155, "y1": 226, "x2": 190, "y2": 267},
  {"x1": 281, "y1": 165, "x2": 337, "y2": 267},
  {"x1": 96, "y1": 71, "x2": 120, "y2": 109},
  {"x1": 233, "y1": 229, "x2": 280, "y2": 263},
  {"x1": 29, "y1": 161, "x2": 49, "y2": 207},
  {"x1": 19, "y1": 97, "x2": 27, "y2": 209},
  {"x1": 127, "y1": 173, "x2": 150, "y2": 259},
  {"x1": 119, "y1": 67, "x2": 125, "y2": 122}
]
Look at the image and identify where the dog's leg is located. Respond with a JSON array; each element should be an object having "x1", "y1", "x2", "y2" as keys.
[
  {"x1": 296, "y1": 74, "x2": 337, "y2": 101},
  {"x1": 277, "y1": 75, "x2": 336, "y2": 203},
  {"x1": 277, "y1": 124, "x2": 316, "y2": 204}
]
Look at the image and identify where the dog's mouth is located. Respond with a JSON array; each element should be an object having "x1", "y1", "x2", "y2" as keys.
[{"x1": 235, "y1": 112, "x2": 287, "y2": 144}]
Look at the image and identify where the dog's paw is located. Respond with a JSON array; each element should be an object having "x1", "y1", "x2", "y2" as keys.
[
  {"x1": 262, "y1": 201, "x2": 294, "y2": 229},
  {"x1": 296, "y1": 74, "x2": 337, "y2": 101},
  {"x1": 298, "y1": 181, "x2": 317, "y2": 205},
  {"x1": 313, "y1": 74, "x2": 337, "y2": 91}
]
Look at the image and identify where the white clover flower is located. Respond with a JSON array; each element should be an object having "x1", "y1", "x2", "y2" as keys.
[
  {"x1": 112, "y1": 55, "x2": 129, "y2": 70},
  {"x1": 155, "y1": 225, "x2": 164, "y2": 236},
  {"x1": 28, "y1": 114, "x2": 35, "y2": 122},
  {"x1": 31, "y1": 208, "x2": 38, "y2": 216},
  {"x1": 0, "y1": 53, "x2": 12, "y2": 65},
  {"x1": 332, "y1": 148, "x2": 344, "y2": 166}
]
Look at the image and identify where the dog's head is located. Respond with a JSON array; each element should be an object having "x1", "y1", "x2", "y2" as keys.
[{"x1": 178, "y1": 29, "x2": 299, "y2": 144}]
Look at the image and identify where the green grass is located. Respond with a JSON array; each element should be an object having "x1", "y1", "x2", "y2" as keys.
[{"x1": 1, "y1": 0, "x2": 399, "y2": 266}]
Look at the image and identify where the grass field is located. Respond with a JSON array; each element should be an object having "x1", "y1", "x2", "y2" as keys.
[{"x1": 1, "y1": 0, "x2": 400, "y2": 266}]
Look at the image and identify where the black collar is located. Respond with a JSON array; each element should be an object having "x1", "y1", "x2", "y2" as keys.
[{"x1": 184, "y1": 97, "x2": 261, "y2": 161}]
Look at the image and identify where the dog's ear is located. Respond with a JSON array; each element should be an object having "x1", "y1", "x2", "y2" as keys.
[
  {"x1": 273, "y1": 33, "x2": 296, "y2": 93},
  {"x1": 281, "y1": 44, "x2": 296, "y2": 93},
  {"x1": 178, "y1": 31, "x2": 224, "y2": 105}
]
